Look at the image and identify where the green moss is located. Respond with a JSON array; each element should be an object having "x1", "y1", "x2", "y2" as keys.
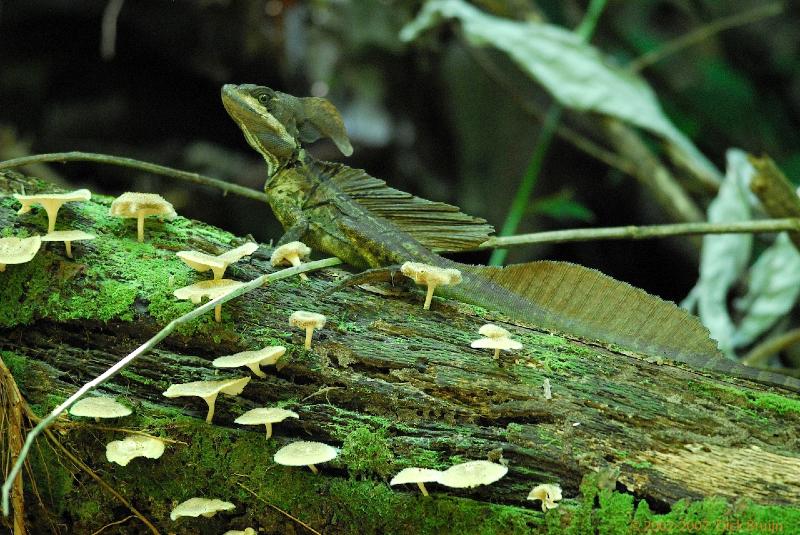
[
  {"x1": 340, "y1": 426, "x2": 395, "y2": 479},
  {"x1": 1, "y1": 350, "x2": 28, "y2": 379},
  {"x1": 691, "y1": 382, "x2": 800, "y2": 418},
  {"x1": 597, "y1": 490, "x2": 634, "y2": 535}
]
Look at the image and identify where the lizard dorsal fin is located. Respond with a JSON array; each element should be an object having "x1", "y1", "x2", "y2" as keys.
[
  {"x1": 459, "y1": 260, "x2": 723, "y2": 361},
  {"x1": 312, "y1": 161, "x2": 494, "y2": 252}
]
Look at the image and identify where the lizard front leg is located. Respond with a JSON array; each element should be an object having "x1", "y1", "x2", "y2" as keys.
[{"x1": 276, "y1": 218, "x2": 310, "y2": 246}]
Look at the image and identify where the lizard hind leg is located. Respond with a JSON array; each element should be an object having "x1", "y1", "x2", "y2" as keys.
[{"x1": 320, "y1": 265, "x2": 405, "y2": 297}]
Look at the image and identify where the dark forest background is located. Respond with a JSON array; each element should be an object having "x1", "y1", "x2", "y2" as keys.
[{"x1": 1, "y1": 0, "x2": 799, "y2": 303}]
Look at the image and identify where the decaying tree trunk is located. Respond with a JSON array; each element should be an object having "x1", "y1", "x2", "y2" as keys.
[{"x1": 1, "y1": 170, "x2": 799, "y2": 534}]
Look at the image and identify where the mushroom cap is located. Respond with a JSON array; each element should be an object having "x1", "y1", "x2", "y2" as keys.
[
  {"x1": 527, "y1": 483, "x2": 563, "y2": 511},
  {"x1": 470, "y1": 337, "x2": 523, "y2": 351},
  {"x1": 14, "y1": 189, "x2": 91, "y2": 214},
  {"x1": 170, "y1": 497, "x2": 235, "y2": 520},
  {"x1": 390, "y1": 467, "x2": 443, "y2": 486},
  {"x1": 273, "y1": 441, "x2": 338, "y2": 467},
  {"x1": 163, "y1": 377, "x2": 251, "y2": 400},
  {"x1": 40, "y1": 230, "x2": 96, "y2": 243},
  {"x1": 223, "y1": 529, "x2": 256, "y2": 535},
  {"x1": 437, "y1": 461, "x2": 508, "y2": 489},
  {"x1": 400, "y1": 262, "x2": 462, "y2": 286},
  {"x1": 109, "y1": 192, "x2": 177, "y2": 219},
  {"x1": 478, "y1": 324, "x2": 510, "y2": 339},
  {"x1": 176, "y1": 250, "x2": 227, "y2": 274},
  {"x1": 234, "y1": 407, "x2": 299, "y2": 426},
  {"x1": 106, "y1": 435, "x2": 166, "y2": 466},
  {"x1": 212, "y1": 346, "x2": 286, "y2": 370},
  {"x1": 289, "y1": 310, "x2": 327, "y2": 329},
  {"x1": 69, "y1": 397, "x2": 132, "y2": 419},
  {"x1": 218, "y1": 242, "x2": 259, "y2": 264},
  {"x1": 270, "y1": 241, "x2": 311, "y2": 266},
  {"x1": 0, "y1": 236, "x2": 42, "y2": 266},
  {"x1": 173, "y1": 279, "x2": 245, "y2": 304}
]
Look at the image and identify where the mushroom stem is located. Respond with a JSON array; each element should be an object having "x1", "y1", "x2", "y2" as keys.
[
  {"x1": 65, "y1": 241, "x2": 73, "y2": 259},
  {"x1": 265, "y1": 423, "x2": 273, "y2": 439},
  {"x1": 247, "y1": 364, "x2": 267, "y2": 378},
  {"x1": 423, "y1": 284, "x2": 438, "y2": 310},
  {"x1": 493, "y1": 348, "x2": 500, "y2": 360},
  {"x1": 304, "y1": 327, "x2": 314, "y2": 349},
  {"x1": 137, "y1": 213, "x2": 145, "y2": 243},
  {"x1": 203, "y1": 395, "x2": 217, "y2": 424},
  {"x1": 307, "y1": 464, "x2": 319, "y2": 474},
  {"x1": 43, "y1": 204, "x2": 60, "y2": 233},
  {"x1": 0, "y1": 264, "x2": 6, "y2": 272},
  {"x1": 417, "y1": 482, "x2": 430, "y2": 496},
  {"x1": 289, "y1": 255, "x2": 309, "y2": 281},
  {"x1": 214, "y1": 304, "x2": 222, "y2": 323}
]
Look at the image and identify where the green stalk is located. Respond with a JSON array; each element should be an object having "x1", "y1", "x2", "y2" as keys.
[{"x1": 488, "y1": 0, "x2": 608, "y2": 266}]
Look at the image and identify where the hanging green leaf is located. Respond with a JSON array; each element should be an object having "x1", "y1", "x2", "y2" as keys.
[
  {"x1": 527, "y1": 189, "x2": 595, "y2": 223},
  {"x1": 732, "y1": 233, "x2": 800, "y2": 349},
  {"x1": 400, "y1": 0, "x2": 720, "y2": 183}
]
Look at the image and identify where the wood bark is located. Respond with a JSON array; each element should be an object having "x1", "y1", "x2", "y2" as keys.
[{"x1": 1, "y1": 171, "x2": 798, "y2": 534}]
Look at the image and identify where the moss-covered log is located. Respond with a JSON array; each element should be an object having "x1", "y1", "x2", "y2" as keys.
[{"x1": 1, "y1": 171, "x2": 799, "y2": 534}]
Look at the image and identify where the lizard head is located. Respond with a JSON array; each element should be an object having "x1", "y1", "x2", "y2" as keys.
[{"x1": 222, "y1": 84, "x2": 299, "y2": 178}]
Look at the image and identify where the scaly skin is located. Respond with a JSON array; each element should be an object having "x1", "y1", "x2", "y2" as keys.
[{"x1": 221, "y1": 83, "x2": 800, "y2": 393}]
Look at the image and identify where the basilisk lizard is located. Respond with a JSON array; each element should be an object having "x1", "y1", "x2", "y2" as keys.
[{"x1": 221, "y1": 83, "x2": 800, "y2": 393}]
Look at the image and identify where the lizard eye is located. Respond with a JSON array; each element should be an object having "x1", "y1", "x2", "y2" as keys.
[{"x1": 258, "y1": 93, "x2": 270, "y2": 104}]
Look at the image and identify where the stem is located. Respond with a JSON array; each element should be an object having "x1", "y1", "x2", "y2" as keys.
[
  {"x1": 44, "y1": 204, "x2": 59, "y2": 233},
  {"x1": 290, "y1": 256, "x2": 308, "y2": 281},
  {"x1": 1, "y1": 256, "x2": 343, "y2": 516},
  {"x1": 488, "y1": 0, "x2": 607, "y2": 267},
  {"x1": 204, "y1": 396, "x2": 216, "y2": 424},
  {"x1": 65, "y1": 241, "x2": 73, "y2": 258},
  {"x1": 417, "y1": 482, "x2": 429, "y2": 496},
  {"x1": 266, "y1": 423, "x2": 273, "y2": 439},
  {"x1": 308, "y1": 464, "x2": 318, "y2": 475},
  {"x1": 493, "y1": 348, "x2": 500, "y2": 360},
  {"x1": 248, "y1": 364, "x2": 267, "y2": 379},
  {"x1": 304, "y1": 327, "x2": 313, "y2": 349},
  {"x1": 214, "y1": 304, "x2": 222, "y2": 323},
  {"x1": 0, "y1": 152, "x2": 269, "y2": 202},
  {"x1": 450, "y1": 218, "x2": 800, "y2": 252},
  {"x1": 137, "y1": 214, "x2": 145, "y2": 243},
  {"x1": 423, "y1": 284, "x2": 437, "y2": 310}
]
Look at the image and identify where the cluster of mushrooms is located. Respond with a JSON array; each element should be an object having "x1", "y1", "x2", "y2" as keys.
[{"x1": 1, "y1": 187, "x2": 563, "y2": 526}]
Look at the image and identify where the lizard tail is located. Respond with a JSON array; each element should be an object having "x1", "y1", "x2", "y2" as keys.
[{"x1": 449, "y1": 260, "x2": 800, "y2": 392}]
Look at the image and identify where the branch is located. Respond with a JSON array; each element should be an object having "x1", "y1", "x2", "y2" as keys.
[
  {"x1": 458, "y1": 218, "x2": 800, "y2": 252},
  {"x1": 1, "y1": 257, "x2": 342, "y2": 516},
  {"x1": 0, "y1": 152, "x2": 268, "y2": 203},
  {"x1": 742, "y1": 327, "x2": 800, "y2": 367}
]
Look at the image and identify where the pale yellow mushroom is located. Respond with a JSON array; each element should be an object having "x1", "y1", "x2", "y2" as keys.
[
  {"x1": 0, "y1": 235, "x2": 41, "y2": 272},
  {"x1": 289, "y1": 311, "x2": 327, "y2": 349},
  {"x1": 273, "y1": 441, "x2": 338, "y2": 474},
  {"x1": 471, "y1": 324, "x2": 523, "y2": 360},
  {"x1": 212, "y1": 346, "x2": 286, "y2": 378},
  {"x1": 176, "y1": 242, "x2": 258, "y2": 280},
  {"x1": 527, "y1": 483, "x2": 563, "y2": 511},
  {"x1": 69, "y1": 397, "x2": 132, "y2": 423},
  {"x1": 162, "y1": 377, "x2": 250, "y2": 423},
  {"x1": 41, "y1": 230, "x2": 95, "y2": 258},
  {"x1": 234, "y1": 407, "x2": 299, "y2": 439},
  {"x1": 400, "y1": 262, "x2": 462, "y2": 310},
  {"x1": 271, "y1": 241, "x2": 311, "y2": 280},
  {"x1": 170, "y1": 497, "x2": 235, "y2": 520},
  {"x1": 14, "y1": 189, "x2": 91, "y2": 233},
  {"x1": 106, "y1": 435, "x2": 165, "y2": 466},
  {"x1": 390, "y1": 467, "x2": 443, "y2": 496},
  {"x1": 437, "y1": 460, "x2": 508, "y2": 489},
  {"x1": 173, "y1": 279, "x2": 245, "y2": 322},
  {"x1": 109, "y1": 192, "x2": 177, "y2": 242}
]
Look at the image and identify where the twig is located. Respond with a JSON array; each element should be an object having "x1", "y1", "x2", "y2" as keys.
[
  {"x1": 748, "y1": 155, "x2": 800, "y2": 251},
  {"x1": 0, "y1": 152, "x2": 268, "y2": 203},
  {"x1": 0, "y1": 357, "x2": 26, "y2": 534},
  {"x1": 1, "y1": 257, "x2": 342, "y2": 516},
  {"x1": 235, "y1": 481, "x2": 322, "y2": 535},
  {"x1": 629, "y1": 2, "x2": 784, "y2": 72},
  {"x1": 100, "y1": 0, "x2": 125, "y2": 60},
  {"x1": 459, "y1": 218, "x2": 800, "y2": 251},
  {"x1": 488, "y1": 0, "x2": 608, "y2": 266},
  {"x1": 90, "y1": 515, "x2": 134, "y2": 535},
  {"x1": 742, "y1": 328, "x2": 800, "y2": 367}
]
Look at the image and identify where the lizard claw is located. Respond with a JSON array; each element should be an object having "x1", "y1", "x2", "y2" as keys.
[{"x1": 321, "y1": 265, "x2": 404, "y2": 297}]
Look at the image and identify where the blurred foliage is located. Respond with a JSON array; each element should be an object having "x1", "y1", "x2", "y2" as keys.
[{"x1": 2, "y1": 0, "x2": 800, "y2": 363}]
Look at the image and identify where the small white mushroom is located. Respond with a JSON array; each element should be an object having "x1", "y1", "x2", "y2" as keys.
[
  {"x1": 289, "y1": 311, "x2": 327, "y2": 349},
  {"x1": 162, "y1": 377, "x2": 250, "y2": 424},
  {"x1": 400, "y1": 262, "x2": 462, "y2": 310},
  {"x1": 234, "y1": 407, "x2": 299, "y2": 439},
  {"x1": 177, "y1": 242, "x2": 258, "y2": 280},
  {"x1": 437, "y1": 460, "x2": 508, "y2": 489},
  {"x1": 173, "y1": 279, "x2": 245, "y2": 322},
  {"x1": 223, "y1": 529, "x2": 256, "y2": 535},
  {"x1": 273, "y1": 441, "x2": 338, "y2": 474},
  {"x1": 69, "y1": 397, "x2": 132, "y2": 423},
  {"x1": 14, "y1": 189, "x2": 91, "y2": 233},
  {"x1": 0, "y1": 235, "x2": 41, "y2": 272},
  {"x1": 170, "y1": 497, "x2": 235, "y2": 520},
  {"x1": 212, "y1": 346, "x2": 286, "y2": 378},
  {"x1": 106, "y1": 435, "x2": 166, "y2": 466},
  {"x1": 471, "y1": 323, "x2": 523, "y2": 360},
  {"x1": 390, "y1": 467, "x2": 443, "y2": 496},
  {"x1": 41, "y1": 230, "x2": 95, "y2": 258},
  {"x1": 527, "y1": 483, "x2": 562, "y2": 511},
  {"x1": 271, "y1": 241, "x2": 312, "y2": 280},
  {"x1": 109, "y1": 192, "x2": 177, "y2": 242}
]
